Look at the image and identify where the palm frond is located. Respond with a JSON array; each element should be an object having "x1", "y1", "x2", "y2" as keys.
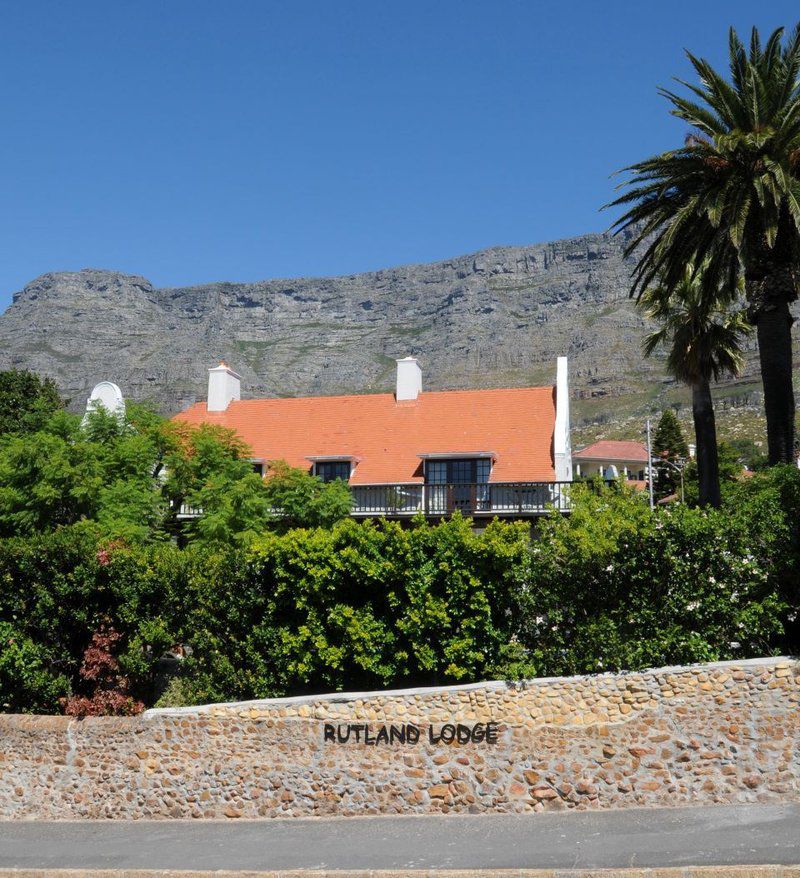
[
  {"x1": 609, "y1": 24, "x2": 800, "y2": 309},
  {"x1": 638, "y1": 264, "x2": 751, "y2": 386}
]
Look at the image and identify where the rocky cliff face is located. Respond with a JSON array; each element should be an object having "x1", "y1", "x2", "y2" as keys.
[{"x1": 0, "y1": 229, "x2": 768, "y2": 433}]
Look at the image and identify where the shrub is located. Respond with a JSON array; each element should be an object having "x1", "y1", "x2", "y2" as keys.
[
  {"x1": 0, "y1": 482, "x2": 795, "y2": 713},
  {"x1": 0, "y1": 523, "x2": 189, "y2": 711},
  {"x1": 171, "y1": 515, "x2": 533, "y2": 702},
  {"x1": 522, "y1": 484, "x2": 787, "y2": 675},
  {"x1": 0, "y1": 621, "x2": 70, "y2": 713},
  {"x1": 63, "y1": 622, "x2": 144, "y2": 717}
]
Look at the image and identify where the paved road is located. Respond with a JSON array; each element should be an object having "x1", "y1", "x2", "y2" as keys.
[{"x1": 0, "y1": 804, "x2": 798, "y2": 871}]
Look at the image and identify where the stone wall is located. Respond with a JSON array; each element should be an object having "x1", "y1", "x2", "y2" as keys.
[{"x1": 0, "y1": 657, "x2": 797, "y2": 819}]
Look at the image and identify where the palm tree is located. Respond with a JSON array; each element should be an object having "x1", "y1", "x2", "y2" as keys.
[
  {"x1": 640, "y1": 266, "x2": 750, "y2": 506},
  {"x1": 609, "y1": 25, "x2": 800, "y2": 464}
]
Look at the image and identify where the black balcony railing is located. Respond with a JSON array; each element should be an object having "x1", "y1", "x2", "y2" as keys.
[
  {"x1": 178, "y1": 481, "x2": 576, "y2": 522},
  {"x1": 350, "y1": 481, "x2": 572, "y2": 517}
]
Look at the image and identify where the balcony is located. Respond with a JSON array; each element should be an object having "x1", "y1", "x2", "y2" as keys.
[
  {"x1": 177, "y1": 481, "x2": 573, "y2": 522},
  {"x1": 350, "y1": 481, "x2": 571, "y2": 517}
]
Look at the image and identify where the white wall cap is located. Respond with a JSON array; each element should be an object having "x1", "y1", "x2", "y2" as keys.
[{"x1": 144, "y1": 655, "x2": 794, "y2": 716}]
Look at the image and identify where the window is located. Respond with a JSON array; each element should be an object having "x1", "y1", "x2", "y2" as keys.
[
  {"x1": 425, "y1": 458, "x2": 490, "y2": 484},
  {"x1": 252, "y1": 462, "x2": 264, "y2": 477},
  {"x1": 315, "y1": 461, "x2": 351, "y2": 483},
  {"x1": 424, "y1": 457, "x2": 492, "y2": 514}
]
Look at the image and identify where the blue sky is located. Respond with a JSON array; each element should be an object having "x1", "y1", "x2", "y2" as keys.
[{"x1": 0, "y1": 1, "x2": 797, "y2": 309}]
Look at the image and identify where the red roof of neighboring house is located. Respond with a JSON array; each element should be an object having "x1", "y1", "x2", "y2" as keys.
[
  {"x1": 573, "y1": 440, "x2": 649, "y2": 463},
  {"x1": 174, "y1": 387, "x2": 557, "y2": 485}
]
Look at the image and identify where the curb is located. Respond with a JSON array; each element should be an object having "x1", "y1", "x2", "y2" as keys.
[{"x1": 1, "y1": 867, "x2": 800, "y2": 877}]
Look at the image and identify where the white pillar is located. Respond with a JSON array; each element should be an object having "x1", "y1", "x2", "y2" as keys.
[{"x1": 553, "y1": 356, "x2": 572, "y2": 481}]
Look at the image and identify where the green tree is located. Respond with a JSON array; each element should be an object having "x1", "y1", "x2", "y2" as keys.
[
  {"x1": 0, "y1": 398, "x2": 357, "y2": 546},
  {"x1": 0, "y1": 412, "x2": 104, "y2": 535},
  {"x1": 0, "y1": 406, "x2": 270, "y2": 543},
  {"x1": 85, "y1": 405, "x2": 170, "y2": 542},
  {"x1": 716, "y1": 441, "x2": 750, "y2": 482},
  {"x1": 0, "y1": 369, "x2": 62, "y2": 436},
  {"x1": 652, "y1": 409, "x2": 690, "y2": 499},
  {"x1": 162, "y1": 423, "x2": 252, "y2": 502},
  {"x1": 727, "y1": 438, "x2": 769, "y2": 471},
  {"x1": 610, "y1": 25, "x2": 800, "y2": 465},
  {"x1": 640, "y1": 266, "x2": 750, "y2": 506},
  {"x1": 162, "y1": 422, "x2": 275, "y2": 544},
  {"x1": 0, "y1": 405, "x2": 173, "y2": 541},
  {"x1": 261, "y1": 460, "x2": 352, "y2": 533},
  {"x1": 188, "y1": 471, "x2": 274, "y2": 545}
]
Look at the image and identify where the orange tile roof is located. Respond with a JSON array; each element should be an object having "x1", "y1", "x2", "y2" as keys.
[
  {"x1": 573, "y1": 440, "x2": 649, "y2": 463},
  {"x1": 174, "y1": 387, "x2": 557, "y2": 484}
]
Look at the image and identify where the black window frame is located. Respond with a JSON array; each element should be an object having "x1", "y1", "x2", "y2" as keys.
[
  {"x1": 424, "y1": 457, "x2": 491, "y2": 484},
  {"x1": 315, "y1": 460, "x2": 352, "y2": 483}
]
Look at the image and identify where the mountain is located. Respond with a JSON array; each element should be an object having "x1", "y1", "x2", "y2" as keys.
[{"x1": 0, "y1": 229, "x2": 773, "y2": 442}]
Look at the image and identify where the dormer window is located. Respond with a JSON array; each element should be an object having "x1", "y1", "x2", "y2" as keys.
[
  {"x1": 307, "y1": 456, "x2": 358, "y2": 483},
  {"x1": 424, "y1": 458, "x2": 491, "y2": 485},
  {"x1": 419, "y1": 453, "x2": 495, "y2": 485},
  {"x1": 315, "y1": 460, "x2": 351, "y2": 483}
]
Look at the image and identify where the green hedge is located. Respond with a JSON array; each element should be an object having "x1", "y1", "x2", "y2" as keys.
[{"x1": 1, "y1": 469, "x2": 798, "y2": 713}]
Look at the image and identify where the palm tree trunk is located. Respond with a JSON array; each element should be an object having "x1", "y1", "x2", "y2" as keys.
[
  {"x1": 754, "y1": 300, "x2": 795, "y2": 464},
  {"x1": 746, "y1": 245, "x2": 797, "y2": 465},
  {"x1": 691, "y1": 379, "x2": 721, "y2": 507}
]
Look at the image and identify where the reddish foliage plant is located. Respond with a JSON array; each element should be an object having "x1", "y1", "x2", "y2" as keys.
[
  {"x1": 95, "y1": 539, "x2": 126, "y2": 567},
  {"x1": 63, "y1": 622, "x2": 144, "y2": 717}
]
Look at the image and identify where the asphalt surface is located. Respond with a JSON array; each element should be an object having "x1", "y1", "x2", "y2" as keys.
[{"x1": 0, "y1": 804, "x2": 798, "y2": 870}]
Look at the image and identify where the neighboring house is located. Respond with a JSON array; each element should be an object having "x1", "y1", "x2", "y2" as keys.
[
  {"x1": 572, "y1": 440, "x2": 650, "y2": 486},
  {"x1": 173, "y1": 356, "x2": 573, "y2": 520}
]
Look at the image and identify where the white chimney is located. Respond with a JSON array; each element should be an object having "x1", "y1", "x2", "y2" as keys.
[
  {"x1": 395, "y1": 356, "x2": 422, "y2": 401},
  {"x1": 553, "y1": 356, "x2": 572, "y2": 481},
  {"x1": 207, "y1": 361, "x2": 241, "y2": 412}
]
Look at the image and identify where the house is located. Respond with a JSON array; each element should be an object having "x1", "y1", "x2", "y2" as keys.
[
  {"x1": 173, "y1": 356, "x2": 573, "y2": 520},
  {"x1": 572, "y1": 439, "x2": 650, "y2": 486}
]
